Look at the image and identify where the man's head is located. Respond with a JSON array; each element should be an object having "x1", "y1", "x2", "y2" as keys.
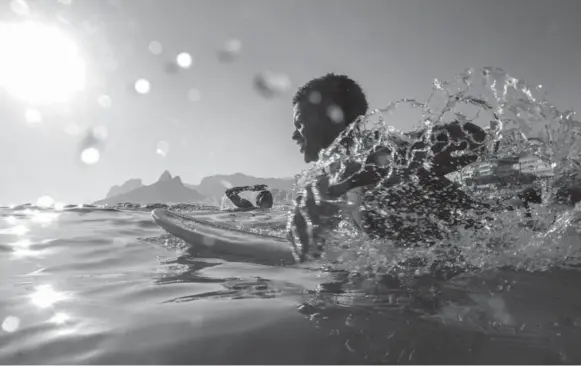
[
  {"x1": 292, "y1": 74, "x2": 368, "y2": 163},
  {"x1": 256, "y1": 190, "x2": 274, "y2": 208}
]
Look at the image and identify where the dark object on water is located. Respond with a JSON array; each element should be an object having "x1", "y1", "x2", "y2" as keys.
[{"x1": 225, "y1": 185, "x2": 273, "y2": 210}]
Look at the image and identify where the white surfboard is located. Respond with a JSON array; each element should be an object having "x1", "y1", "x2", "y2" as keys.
[{"x1": 152, "y1": 208, "x2": 297, "y2": 266}]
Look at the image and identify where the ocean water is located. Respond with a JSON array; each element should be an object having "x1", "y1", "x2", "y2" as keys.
[
  {"x1": 2, "y1": 68, "x2": 581, "y2": 364},
  {"x1": 1, "y1": 204, "x2": 581, "y2": 364}
]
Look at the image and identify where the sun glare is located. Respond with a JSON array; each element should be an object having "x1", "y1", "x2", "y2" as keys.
[{"x1": 0, "y1": 21, "x2": 86, "y2": 104}]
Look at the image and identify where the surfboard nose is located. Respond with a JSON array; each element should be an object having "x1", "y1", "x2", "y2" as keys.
[{"x1": 151, "y1": 208, "x2": 166, "y2": 220}]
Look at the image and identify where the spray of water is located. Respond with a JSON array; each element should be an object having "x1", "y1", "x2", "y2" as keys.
[{"x1": 292, "y1": 67, "x2": 581, "y2": 276}]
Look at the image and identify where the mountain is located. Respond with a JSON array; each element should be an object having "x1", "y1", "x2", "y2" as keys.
[
  {"x1": 97, "y1": 171, "x2": 294, "y2": 206},
  {"x1": 95, "y1": 171, "x2": 204, "y2": 206},
  {"x1": 186, "y1": 173, "x2": 294, "y2": 200},
  {"x1": 105, "y1": 178, "x2": 143, "y2": 199}
]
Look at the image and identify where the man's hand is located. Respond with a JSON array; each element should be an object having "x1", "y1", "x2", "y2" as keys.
[{"x1": 252, "y1": 184, "x2": 268, "y2": 191}]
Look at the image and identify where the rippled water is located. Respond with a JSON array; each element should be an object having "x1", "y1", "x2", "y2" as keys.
[
  {"x1": 2, "y1": 68, "x2": 581, "y2": 364},
  {"x1": 1, "y1": 204, "x2": 581, "y2": 364}
]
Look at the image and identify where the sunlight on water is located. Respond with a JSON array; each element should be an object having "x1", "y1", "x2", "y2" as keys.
[
  {"x1": 30, "y1": 211, "x2": 60, "y2": 225},
  {"x1": 36, "y1": 195, "x2": 54, "y2": 208},
  {"x1": 49, "y1": 312, "x2": 71, "y2": 325},
  {"x1": 0, "y1": 224, "x2": 29, "y2": 236},
  {"x1": 292, "y1": 67, "x2": 581, "y2": 276},
  {"x1": 30, "y1": 285, "x2": 68, "y2": 308}
]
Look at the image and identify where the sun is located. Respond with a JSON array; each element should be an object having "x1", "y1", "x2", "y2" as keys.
[{"x1": 0, "y1": 21, "x2": 86, "y2": 105}]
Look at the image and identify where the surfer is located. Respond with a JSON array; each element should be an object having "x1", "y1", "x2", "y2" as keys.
[
  {"x1": 225, "y1": 184, "x2": 274, "y2": 210},
  {"x1": 287, "y1": 73, "x2": 538, "y2": 262}
]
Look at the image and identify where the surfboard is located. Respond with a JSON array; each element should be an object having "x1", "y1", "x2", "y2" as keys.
[{"x1": 151, "y1": 208, "x2": 297, "y2": 266}]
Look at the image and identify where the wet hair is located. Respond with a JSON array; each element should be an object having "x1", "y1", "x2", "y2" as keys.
[
  {"x1": 292, "y1": 73, "x2": 369, "y2": 125},
  {"x1": 256, "y1": 190, "x2": 273, "y2": 208}
]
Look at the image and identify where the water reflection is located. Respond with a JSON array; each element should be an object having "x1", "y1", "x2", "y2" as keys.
[
  {"x1": 30, "y1": 285, "x2": 68, "y2": 309},
  {"x1": 0, "y1": 224, "x2": 29, "y2": 236},
  {"x1": 49, "y1": 312, "x2": 71, "y2": 325},
  {"x1": 30, "y1": 211, "x2": 60, "y2": 225}
]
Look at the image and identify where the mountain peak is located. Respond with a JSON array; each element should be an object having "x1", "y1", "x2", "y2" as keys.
[{"x1": 158, "y1": 170, "x2": 172, "y2": 182}]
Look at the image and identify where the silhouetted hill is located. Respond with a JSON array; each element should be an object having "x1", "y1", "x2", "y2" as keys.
[
  {"x1": 99, "y1": 172, "x2": 294, "y2": 206},
  {"x1": 186, "y1": 173, "x2": 294, "y2": 200},
  {"x1": 106, "y1": 178, "x2": 143, "y2": 199},
  {"x1": 95, "y1": 171, "x2": 204, "y2": 205}
]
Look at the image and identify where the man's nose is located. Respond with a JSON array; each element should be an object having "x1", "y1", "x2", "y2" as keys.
[{"x1": 292, "y1": 130, "x2": 301, "y2": 140}]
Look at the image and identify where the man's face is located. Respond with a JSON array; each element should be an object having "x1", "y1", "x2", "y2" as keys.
[{"x1": 292, "y1": 102, "x2": 324, "y2": 163}]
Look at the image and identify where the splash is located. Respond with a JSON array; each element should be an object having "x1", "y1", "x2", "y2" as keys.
[{"x1": 293, "y1": 67, "x2": 581, "y2": 275}]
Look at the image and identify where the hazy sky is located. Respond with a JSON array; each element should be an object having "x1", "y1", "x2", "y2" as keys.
[{"x1": 0, "y1": 0, "x2": 580, "y2": 204}]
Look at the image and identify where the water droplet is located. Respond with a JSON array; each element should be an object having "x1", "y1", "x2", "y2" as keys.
[
  {"x1": 220, "y1": 180, "x2": 233, "y2": 189},
  {"x1": 134, "y1": 79, "x2": 150, "y2": 94},
  {"x1": 187, "y1": 88, "x2": 201, "y2": 102},
  {"x1": 25, "y1": 109, "x2": 42, "y2": 124},
  {"x1": 2, "y1": 316, "x2": 20, "y2": 333},
  {"x1": 36, "y1": 196, "x2": 54, "y2": 208},
  {"x1": 92, "y1": 125, "x2": 108, "y2": 140},
  {"x1": 64, "y1": 124, "x2": 80, "y2": 136},
  {"x1": 97, "y1": 95, "x2": 112, "y2": 109},
  {"x1": 80, "y1": 147, "x2": 100, "y2": 165},
  {"x1": 156, "y1": 141, "x2": 169, "y2": 157},
  {"x1": 176, "y1": 52, "x2": 193, "y2": 69},
  {"x1": 218, "y1": 38, "x2": 242, "y2": 61},
  {"x1": 254, "y1": 71, "x2": 291, "y2": 98},
  {"x1": 147, "y1": 40, "x2": 162, "y2": 55},
  {"x1": 9, "y1": 0, "x2": 30, "y2": 16},
  {"x1": 308, "y1": 91, "x2": 321, "y2": 104},
  {"x1": 327, "y1": 104, "x2": 344, "y2": 124}
]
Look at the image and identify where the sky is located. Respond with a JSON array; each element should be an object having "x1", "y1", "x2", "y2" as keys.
[{"x1": 0, "y1": 0, "x2": 580, "y2": 204}]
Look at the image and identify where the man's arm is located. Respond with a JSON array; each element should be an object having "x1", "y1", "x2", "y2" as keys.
[
  {"x1": 327, "y1": 121, "x2": 489, "y2": 197},
  {"x1": 225, "y1": 186, "x2": 255, "y2": 209}
]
